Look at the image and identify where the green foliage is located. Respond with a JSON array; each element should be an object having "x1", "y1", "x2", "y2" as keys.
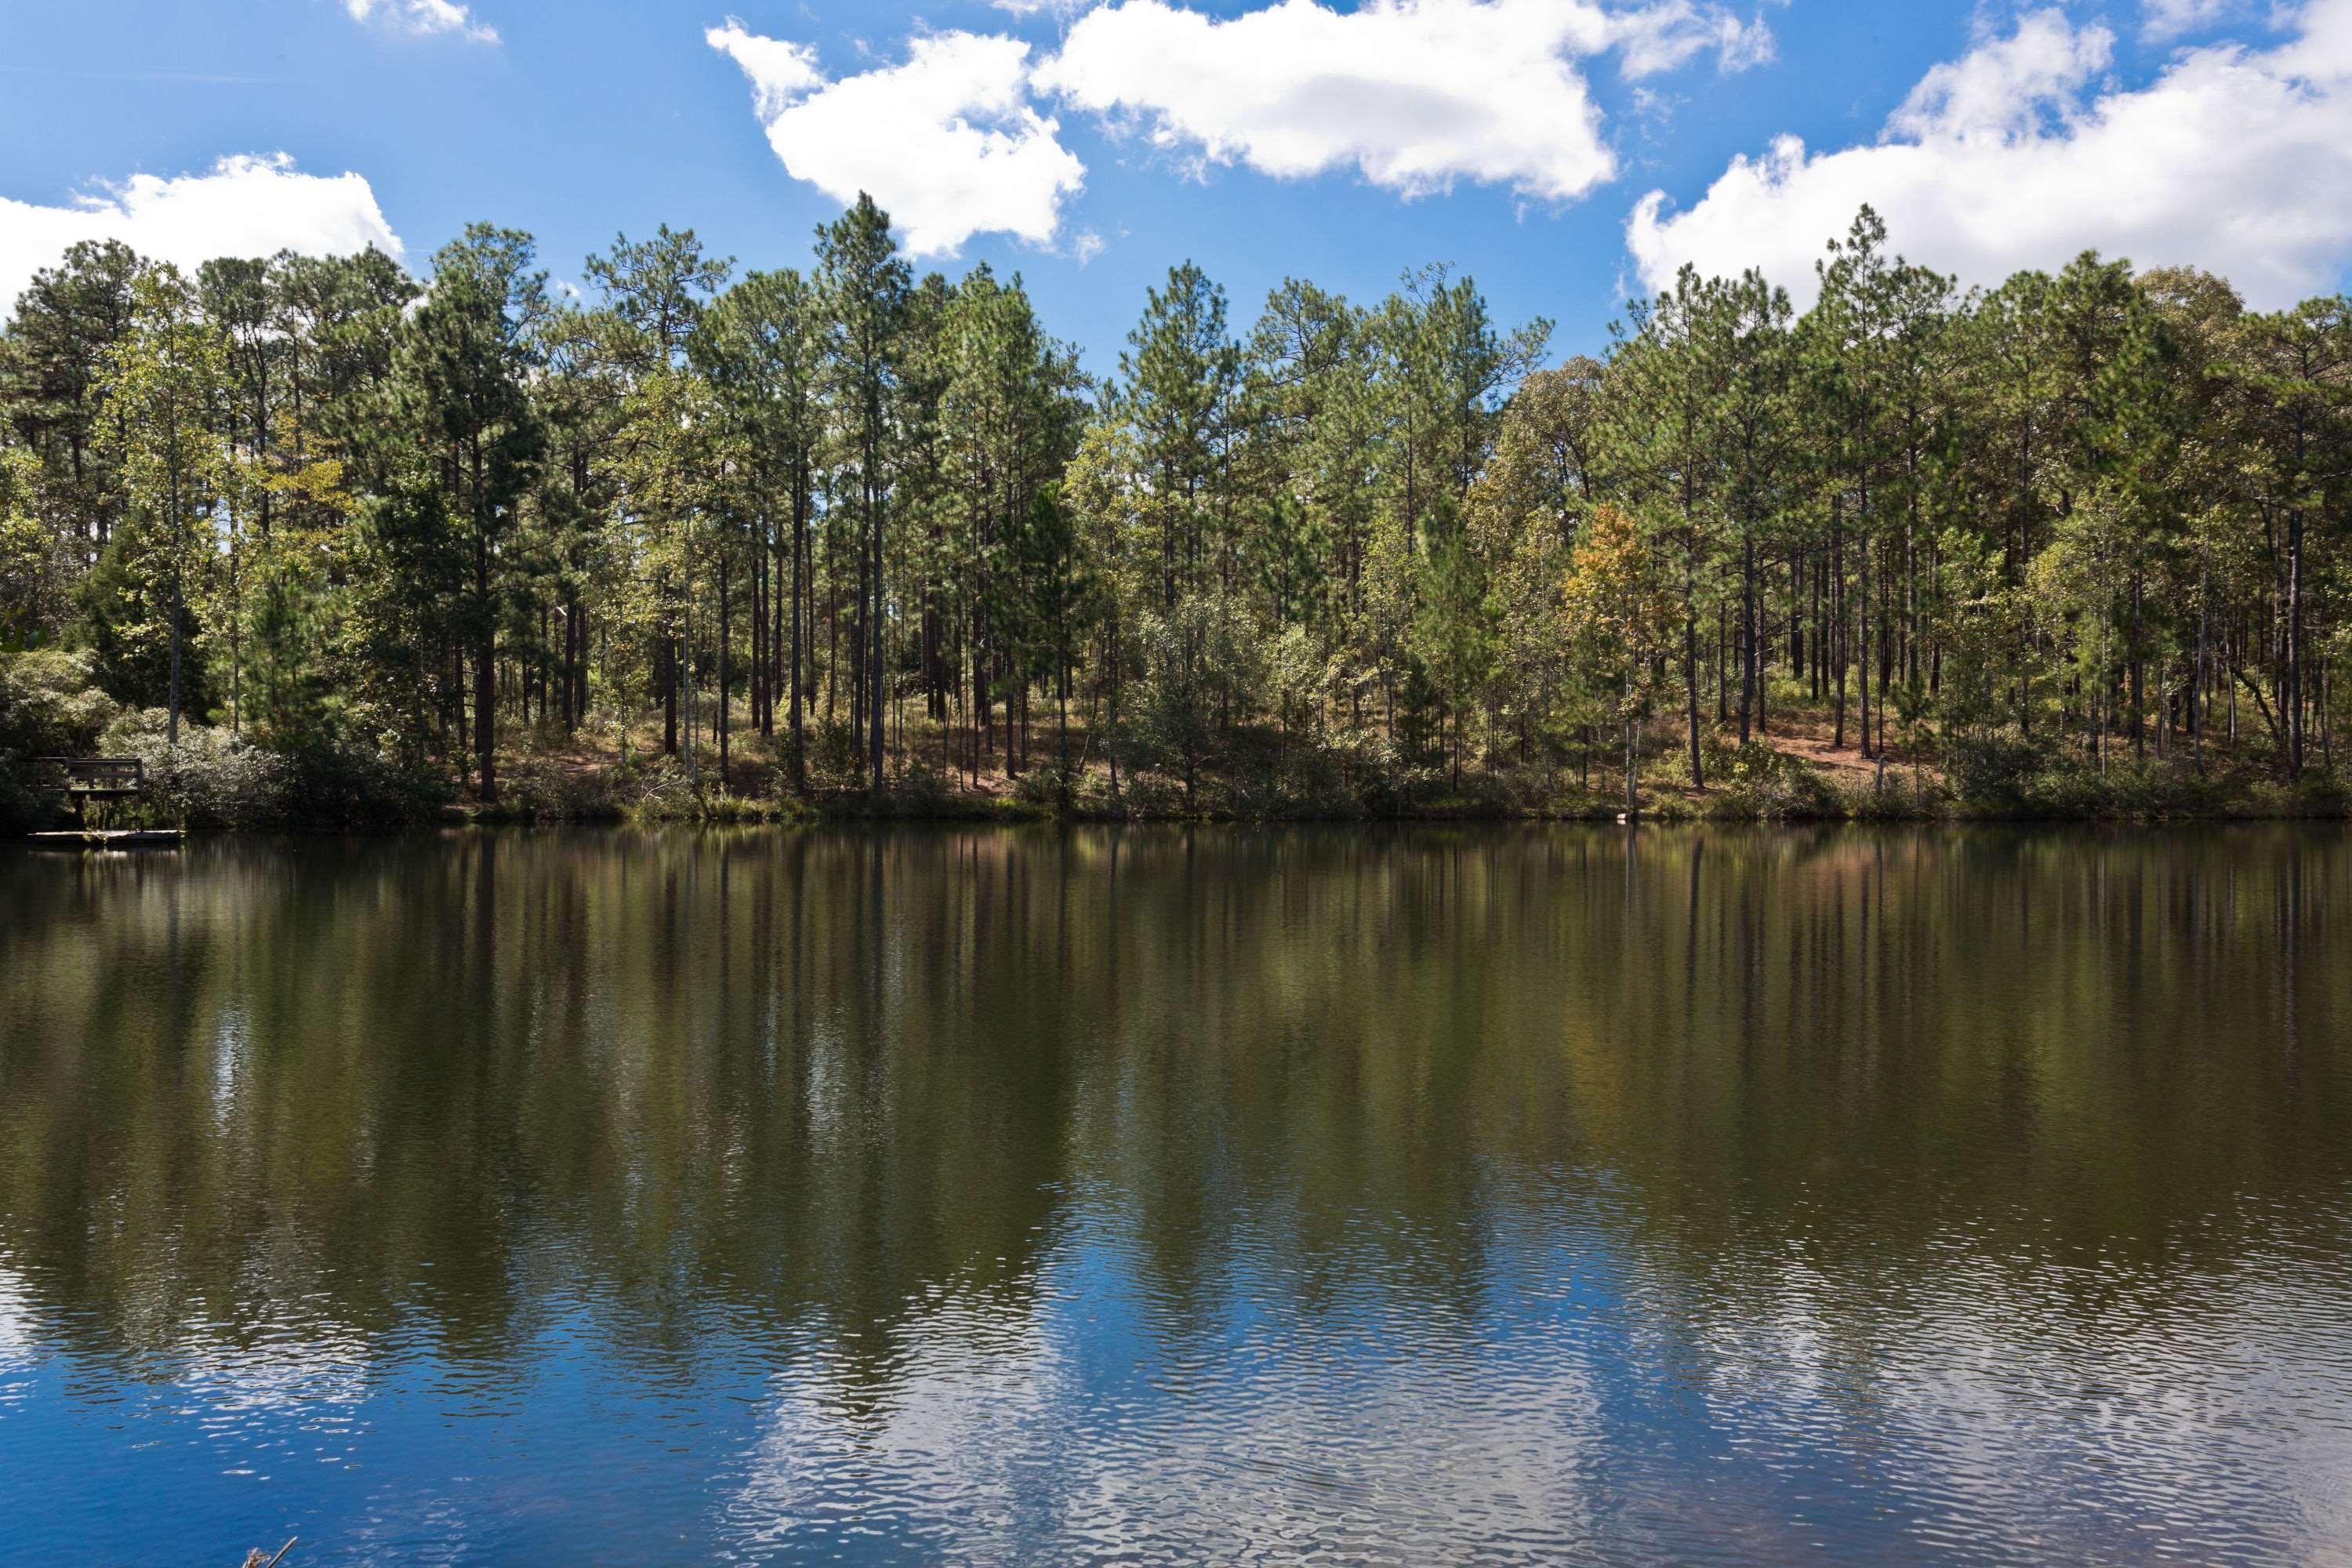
[
  {"x1": 274, "y1": 728, "x2": 451, "y2": 828},
  {"x1": 807, "y1": 718, "x2": 867, "y2": 794},
  {"x1": 3, "y1": 196, "x2": 2348, "y2": 826},
  {"x1": 93, "y1": 706, "x2": 444, "y2": 830},
  {"x1": 97, "y1": 709, "x2": 285, "y2": 828},
  {"x1": 1704, "y1": 738, "x2": 1843, "y2": 820},
  {"x1": 1131, "y1": 590, "x2": 1268, "y2": 803},
  {"x1": 71, "y1": 524, "x2": 209, "y2": 711},
  {"x1": 0, "y1": 650, "x2": 122, "y2": 830},
  {"x1": 2, "y1": 648, "x2": 118, "y2": 755},
  {"x1": 1943, "y1": 733, "x2": 2049, "y2": 809}
]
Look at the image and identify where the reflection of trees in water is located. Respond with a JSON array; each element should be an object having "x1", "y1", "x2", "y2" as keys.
[
  {"x1": 0, "y1": 833, "x2": 1074, "y2": 1385},
  {"x1": 1563, "y1": 826, "x2": 2350, "y2": 1244},
  {"x1": 0, "y1": 826, "x2": 2346, "y2": 1399},
  {"x1": 1552, "y1": 824, "x2": 2352, "y2": 1463}
]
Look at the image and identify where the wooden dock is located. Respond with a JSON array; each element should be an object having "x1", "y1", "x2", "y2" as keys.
[
  {"x1": 26, "y1": 829, "x2": 183, "y2": 850},
  {"x1": 34, "y1": 756, "x2": 145, "y2": 800},
  {"x1": 24, "y1": 757, "x2": 180, "y2": 848}
]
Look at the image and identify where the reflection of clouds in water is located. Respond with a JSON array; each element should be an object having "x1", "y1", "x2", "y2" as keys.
[
  {"x1": 712, "y1": 1192, "x2": 2352, "y2": 1564},
  {"x1": 180, "y1": 1333, "x2": 372, "y2": 1415},
  {"x1": 0, "y1": 1264, "x2": 36, "y2": 1409},
  {"x1": 1040, "y1": 1332, "x2": 1602, "y2": 1563},
  {"x1": 720, "y1": 1283, "x2": 1073, "y2": 1559},
  {"x1": 6, "y1": 830, "x2": 2352, "y2": 1563},
  {"x1": 210, "y1": 1005, "x2": 251, "y2": 1134},
  {"x1": 1639, "y1": 1221, "x2": 2352, "y2": 1563},
  {"x1": 336, "y1": 1485, "x2": 482, "y2": 1568},
  {"x1": 0, "y1": 1264, "x2": 29, "y2": 1352},
  {"x1": 717, "y1": 1217, "x2": 1603, "y2": 1563},
  {"x1": 176, "y1": 1327, "x2": 376, "y2": 1486},
  {"x1": 0, "y1": 1269, "x2": 372, "y2": 1439}
]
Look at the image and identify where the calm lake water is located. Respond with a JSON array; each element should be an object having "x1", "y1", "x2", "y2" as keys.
[{"x1": 2, "y1": 826, "x2": 2350, "y2": 1566}]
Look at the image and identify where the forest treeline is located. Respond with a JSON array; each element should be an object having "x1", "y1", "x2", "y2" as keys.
[{"x1": 2, "y1": 197, "x2": 2347, "y2": 826}]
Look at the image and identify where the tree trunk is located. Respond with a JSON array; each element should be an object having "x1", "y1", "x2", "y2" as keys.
[
  {"x1": 869, "y1": 448, "x2": 885, "y2": 793},
  {"x1": 1683, "y1": 539, "x2": 1703, "y2": 790},
  {"x1": 2131, "y1": 568, "x2": 2146, "y2": 764},
  {"x1": 719, "y1": 554, "x2": 731, "y2": 789},
  {"x1": 475, "y1": 535, "x2": 497, "y2": 804},
  {"x1": 790, "y1": 479, "x2": 806, "y2": 789},
  {"x1": 1858, "y1": 499, "x2": 1874, "y2": 760},
  {"x1": 662, "y1": 636, "x2": 678, "y2": 755},
  {"x1": 1624, "y1": 677, "x2": 1638, "y2": 813},
  {"x1": 1740, "y1": 533, "x2": 1757, "y2": 746},
  {"x1": 2286, "y1": 503, "x2": 2306, "y2": 777},
  {"x1": 167, "y1": 556, "x2": 183, "y2": 749},
  {"x1": 1831, "y1": 502, "x2": 1848, "y2": 750}
]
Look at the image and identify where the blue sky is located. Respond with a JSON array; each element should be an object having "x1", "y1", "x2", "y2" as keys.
[{"x1": 4, "y1": 1, "x2": 2349, "y2": 372}]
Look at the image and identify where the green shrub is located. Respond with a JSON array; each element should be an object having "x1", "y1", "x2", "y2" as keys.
[
  {"x1": 100, "y1": 710, "x2": 289, "y2": 829},
  {"x1": 1944, "y1": 732, "x2": 2049, "y2": 809},
  {"x1": 1836, "y1": 768, "x2": 1939, "y2": 821},
  {"x1": 92, "y1": 708, "x2": 445, "y2": 830},
  {"x1": 497, "y1": 751, "x2": 626, "y2": 822},
  {"x1": 1011, "y1": 760, "x2": 1082, "y2": 816},
  {"x1": 2, "y1": 648, "x2": 121, "y2": 756},
  {"x1": 0, "y1": 750, "x2": 45, "y2": 833},
  {"x1": 277, "y1": 733, "x2": 448, "y2": 828},
  {"x1": 1107, "y1": 768, "x2": 1188, "y2": 819},
  {"x1": 891, "y1": 754, "x2": 960, "y2": 812},
  {"x1": 621, "y1": 756, "x2": 698, "y2": 819},
  {"x1": 1708, "y1": 739, "x2": 1843, "y2": 820},
  {"x1": 808, "y1": 718, "x2": 866, "y2": 793}
]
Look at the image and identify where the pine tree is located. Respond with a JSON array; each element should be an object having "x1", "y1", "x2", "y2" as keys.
[{"x1": 816, "y1": 195, "x2": 909, "y2": 792}]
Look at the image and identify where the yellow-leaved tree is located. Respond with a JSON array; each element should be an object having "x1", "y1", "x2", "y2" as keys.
[{"x1": 1560, "y1": 502, "x2": 1679, "y2": 811}]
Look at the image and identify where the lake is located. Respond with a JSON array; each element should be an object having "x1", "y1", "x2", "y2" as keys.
[{"x1": 2, "y1": 826, "x2": 2349, "y2": 1565}]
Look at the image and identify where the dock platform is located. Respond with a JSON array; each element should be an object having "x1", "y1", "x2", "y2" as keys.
[{"x1": 26, "y1": 829, "x2": 185, "y2": 850}]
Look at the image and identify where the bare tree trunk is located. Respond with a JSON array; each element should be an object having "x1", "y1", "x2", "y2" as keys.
[
  {"x1": 1624, "y1": 677, "x2": 1638, "y2": 813},
  {"x1": 1684, "y1": 538, "x2": 1704, "y2": 790},
  {"x1": 474, "y1": 533, "x2": 497, "y2": 804},
  {"x1": 2194, "y1": 553, "x2": 2209, "y2": 771},
  {"x1": 662, "y1": 635, "x2": 677, "y2": 756},
  {"x1": 1831, "y1": 501, "x2": 1848, "y2": 750},
  {"x1": 719, "y1": 554, "x2": 731, "y2": 789},
  {"x1": 790, "y1": 481, "x2": 806, "y2": 789},
  {"x1": 167, "y1": 557, "x2": 183, "y2": 749},
  {"x1": 1858, "y1": 503, "x2": 1874, "y2": 760},
  {"x1": 2131, "y1": 568, "x2": 2146, "y2": 764},
  {"x1": 1740, "y1": 533, "x2": 1758, "y2": 746},
  {"x1": 869, "y1": 451, "x2": 885, "y2": 793},
  {"x1": 2287, "y1": 504, "x2": 2306, "y2": 777}
]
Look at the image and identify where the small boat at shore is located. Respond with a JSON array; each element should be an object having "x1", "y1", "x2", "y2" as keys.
[{"x1": 26, "y1": 829, "x2": 185, "y2": 851}]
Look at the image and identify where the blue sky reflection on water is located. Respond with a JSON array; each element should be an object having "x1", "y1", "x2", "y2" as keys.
[
  {"x1": 2, "y1": 827, "x2": 2350, "y2": 1563},
  {"x1": 6, "y1": 1185, "x2": 2352, "y2": 1563}
]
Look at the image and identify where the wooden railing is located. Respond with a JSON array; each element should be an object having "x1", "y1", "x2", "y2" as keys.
[{"x1": 33, "y1": 757, "x2": 145, "y2": 798}]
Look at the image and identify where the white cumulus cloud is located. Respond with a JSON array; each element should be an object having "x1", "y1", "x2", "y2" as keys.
[
  {"x1": 343, "y1": 0, "x2": 499, "y2": 44},
  {"x1": 1628, "y1": 1, "x2": 2352, "y2": 308},
  {"x1": 707, "y1": 20, "x2": 1086, "y2": 259},
  {"x1": 1, "y1": 154, "x2": 405, "y2": 318},
  {"x1": 2140, "y1": 0, "x2": 2246, "y2": 41},
  {"x1": 1611, "y1": 0, "x2": 1777, "y2": 78},
  {"x1": 1032, "y1": 0, "x2": 1771, "y2": 205},
  {"x1": 1883, "y1": 9, "x2": 2114, "y2": 140}
]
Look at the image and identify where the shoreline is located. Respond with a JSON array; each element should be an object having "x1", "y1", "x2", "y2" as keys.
[
  {"x1": 20, "y1": 713, "x2": 2347, "y2": 837},
  {"x1": 31, "y1": 793, "x2": 2346, "y2": 837}
]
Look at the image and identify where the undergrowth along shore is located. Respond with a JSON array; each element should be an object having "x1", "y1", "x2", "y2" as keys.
[
  {"x1": 580, "y1": 768, "x2": 2349, "y2": 828},
  {"x1": 8, "y1": 662, "x2": 2344, "y2": 833},
  {"x1": 50, "y1": 732, "x2": 2345, "y2": 831}
]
